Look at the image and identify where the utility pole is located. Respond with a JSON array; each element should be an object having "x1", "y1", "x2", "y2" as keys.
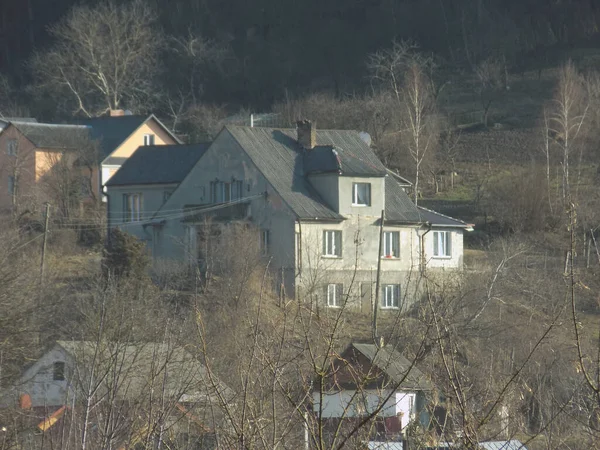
[
  {"x1": 373, "y1": 209, "x2": 384, "y2": 344},
  {"x1": 40, "y1": 202, "x2": 50, "y2": 283}
]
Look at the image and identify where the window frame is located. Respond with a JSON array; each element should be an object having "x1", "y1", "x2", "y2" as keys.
[
  {"x1": 326, "y1": 283, "x2": 343, "y2": 308},
  {"x1": 382, "y1": 231, "x2": 400, "y2": 259},
  {"x1": 382, "y1": 284, "x2": 400, "y2": 309},
  {"x1": 260, "y1": 229, "x2": 270, "y2": 256},
  {"x1": 7, "y1": 175, "x2": 15, "y2": 195},
  {"x1": 7, "y1": 139, "x2": 17, "y2": 156},
  {"x1": 322, "y1": 230, "x2": 342, "y2": 258},
  {"x1": 352, "y1": 182, "x2": 371, "y2": 206},
  {"x1": 210, "y1": 180, "x2": 243, "y2": 204},
  {"x1": 143, "y1": 134, "x2": 155, "y2": 146},
  {"x1": 123, "y1": 193, "x2": 143, "y2": 222},
  {"x1": 53, "y1": 361, "x2": 65, "y2": 381},
  {"x1": 432, "y1": 230, "x2": 452, "y2": 258}
]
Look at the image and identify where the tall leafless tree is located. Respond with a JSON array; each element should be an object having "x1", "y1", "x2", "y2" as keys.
[{"x1": 30, "y1": 0, "x2": 162, "y2": 117}]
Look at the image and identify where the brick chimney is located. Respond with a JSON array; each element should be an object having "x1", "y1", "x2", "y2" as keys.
[
  {"x1": 297, "y1": 119, "x2": 316, "y2": 150},
  {"x1": 110, "y1": 109, "x2": 125, "y2": 117}
]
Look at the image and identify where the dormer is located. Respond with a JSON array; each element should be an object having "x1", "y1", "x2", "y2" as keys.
[{"x1": 299, "y1": 120, "x2": 386, "y2": 216}]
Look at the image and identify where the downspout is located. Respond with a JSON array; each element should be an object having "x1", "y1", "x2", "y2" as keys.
[
  {"x1": 419, "y1": 222, "x2": 432, "y2": 274},
  {"x1": 297, "y1": 218, "x2": 303, "y2": 277},
  {"x1": 106, "y1": 194, "x2": 111, "y2": 246}
]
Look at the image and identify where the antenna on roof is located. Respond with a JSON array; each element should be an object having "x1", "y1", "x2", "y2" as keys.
[{"x1": 124, "y1": 110, "x2": 133, "y2": 116}]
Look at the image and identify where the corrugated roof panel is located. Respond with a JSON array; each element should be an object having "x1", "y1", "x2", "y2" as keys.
[
  {"x1": 12, "y1": 122, "x2": 91, "y2": 148},
  {"x1": 226, "y1": 126, "x2": 343, "y2": 220},
  {"x1": 385, "y1": 177, "x2": 422, "y2": 223},
  {"x1": 351, "y1": 343, "x2": 434, "y2": 391},
  {"x1": 106, "y1": 143, "x2": 210, "y2": 186}
]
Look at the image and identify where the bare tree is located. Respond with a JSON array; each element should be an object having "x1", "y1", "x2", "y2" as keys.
[
  {"x1": 368, "y1": 41, "x2": 439, "y2": 205},
  {"x1": 474, "y1": 57, "x2": 506, "y2": 128},
  {"x1": 29, "y1": 0, "x2": 162, "y2": 117},
  {"x1": 548, "y1": 61, "x2": 589, "y2": 203}
]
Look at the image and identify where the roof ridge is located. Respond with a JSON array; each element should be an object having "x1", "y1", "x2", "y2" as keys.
[
  {"x1": 12, "y1": 122, "x2": 89, "y2": 129},
  {"x1": 224, "y1": 124, "x2": 363, "y2": 133}
]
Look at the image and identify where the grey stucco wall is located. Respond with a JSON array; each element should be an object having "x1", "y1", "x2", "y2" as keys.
[
  {"x1": 339, "y1": 176, "x2": 385, "y2": 216},
  {"x1": 147, "y1": 129, "x2": 297, "y2": 272},
  {"x1": 107, "y1": 183, "x2": 178, "y2": 246},
  {"x1": 307, "y1": 173, "x2": 339, "y2": 211}
]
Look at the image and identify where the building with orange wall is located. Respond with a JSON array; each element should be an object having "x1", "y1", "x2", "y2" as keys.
[
  {"x1": 0, "y1": 112, "x2": 181, "y2": 214},
  {"x1": 0, "y1": 121, "x2": 90, "y2": 212}
]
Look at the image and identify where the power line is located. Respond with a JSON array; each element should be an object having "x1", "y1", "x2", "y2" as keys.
[{"x1": 56, "y1": 194, "x2": 267, "y2": 231}]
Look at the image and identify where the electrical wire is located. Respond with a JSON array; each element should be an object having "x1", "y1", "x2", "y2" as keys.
[{"x1": 56, "y1": 193, "x2": 266, "y2": 231}]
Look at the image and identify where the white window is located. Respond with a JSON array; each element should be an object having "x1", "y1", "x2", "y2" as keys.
[
  {"x1": 7, "y1": 139, "x2": 17, "y2": 156},
  {"x1": 326, "y1": 283, "x2": 343, "y2": 307},
  {"x1": 382, "y1": 231, "x2": 400, "y2": 258},
  {"x1": 7, "y1": 176, "x2": 15, "y2": 195},
  {"x1": 433, "y1": 231, "x2": 452, "y2": 258},
  {"x1": 382, "y1": 284, "x2": 400, "y2": 309},
  {"x1": 352, "y1": 182, "x2": 371, "y2": 206},
  {"x1": 260, "y1": 229, "x2": 269, "y2": 256},
  {"x1": 123, "y1": 193, "x2": 143, "y2": 222},
  {"x1": 143, "y1": 134, "x2": 155, "y2": 146},
  {"x1": 211, "y1": 180, "x2": 243, "y2": 203},
  {"x1": 323, "y1": 230, "x2": 342, "y2": 257}
]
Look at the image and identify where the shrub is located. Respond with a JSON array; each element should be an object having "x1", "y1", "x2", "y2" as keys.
[{"x1": 102, "y1": 228, "x2": 149, "y2": 279}]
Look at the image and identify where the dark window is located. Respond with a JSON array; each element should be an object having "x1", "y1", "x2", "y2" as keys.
[
  {"x1": 53, "y1": 362, "x2": 65, "y2": 381},
  {"x1": 260, "y1": 229, "x2": 269, "y2": 255},
  {"x1": 210, "y1": 180, "x2": 243, "y2": 203},
  {"x1": 143, "y1": 134, "x2": 155, "y2": 145}
]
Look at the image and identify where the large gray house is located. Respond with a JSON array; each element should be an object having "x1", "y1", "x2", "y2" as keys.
[{"x1": 106, "y1": 121, "x2": 471, "y2": 309}]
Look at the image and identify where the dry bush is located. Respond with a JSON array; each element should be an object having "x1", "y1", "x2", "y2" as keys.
[{"x1": 484, "y1": 167, "x2": 557, "y2": 233}]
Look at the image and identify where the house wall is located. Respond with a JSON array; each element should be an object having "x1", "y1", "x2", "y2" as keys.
[
  {"x1": 35, "y1": 149, "x2": 65, "y2": 181},
  {"x1": 297, "y1": 217, "x2": 423, "y2": 310},
  {"x1": 107, "y1": 183, "x2": 178, "y2": 251},
  {"x1": 110, "y1": 120, "x2": 177, "y2": 159},
  {"x1": 307, "y1": 173, "x2": 339, "y2": 211},
  {"x1": 423, "y1": 228, "x2": 464, "y2": 270},
  {"x1": 312, "y1": 389, "x2": 417, "y2": 422},
  {"x1": 158, "y1": 130, "x2": 297, "y2": 269},
  {"x1": 0, "y1": 126, "x2": 37, "y2": 210},
  {"x1": 338, "y1": 176, "x2": 385, "y2": 216},
  {"x1": 107, "y1": 129, "x2": 297, "y2": 278},
  {"x1": 9, "y1": 346, "x2": 73, "y2": 408}
]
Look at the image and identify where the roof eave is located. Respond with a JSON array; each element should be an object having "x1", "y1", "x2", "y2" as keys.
[{"x1": 106, "y1": 181, "x2": 180, "y2": 188}]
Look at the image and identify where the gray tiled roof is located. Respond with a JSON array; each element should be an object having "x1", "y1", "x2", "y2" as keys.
[
  {"x1": 417, "y1": 206, "x2": 472, "y2": 228},
  {"x1": 106, "y1": 143, "x2": 210, "y2": 186},
  {"x1": 75, "y1": 115, "x2": 148, "y2": 159},
  {"x1": 56, "y1": 340, "x2": 233, "y2": 403},
  {"x1": 11, "y1": 122, "x2": 91, "y2": 148},
  {"x1": 75, "y1": 114, "x2": 181, "y2": 161},
  {"x1": 350, "y1": 343, "x2": 434, "y2": 391},
  {"x1": 302, "y1": 135, "x2": 387, "y2": 176},
  {"x1": 225, "y1": 126, "x2": 344, "y2": 220},
  {"x1": 385, "y1": 176, "x2": 423, "y2": 223}
]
